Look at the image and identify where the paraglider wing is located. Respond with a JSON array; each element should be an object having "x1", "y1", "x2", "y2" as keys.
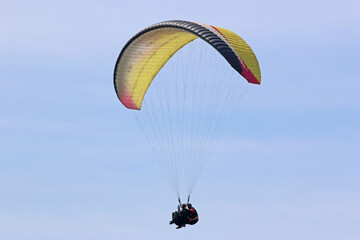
[{"x1": 114, "y1": 20, "x2": 261, "y2": 110}]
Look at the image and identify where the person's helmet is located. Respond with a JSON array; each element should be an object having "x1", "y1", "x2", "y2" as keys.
[
  {"x1": 187, "y1": 203, "x2": 192, "y2": 208},
  {"x1": 181, "y1": 204, "x2": 187, "y2": 209}
]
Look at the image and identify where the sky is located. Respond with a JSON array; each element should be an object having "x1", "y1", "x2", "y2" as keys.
[{"x1": 1, "y1": 0, "x2": 360, "y2": 239}]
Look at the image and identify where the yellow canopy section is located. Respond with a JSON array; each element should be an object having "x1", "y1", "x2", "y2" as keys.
[
  {"x1": 115, "y1": 28, "x2": 197, "y2": 110},
  {"x1": 215, "y1": 27, "x2": 261, "y2": 83}
]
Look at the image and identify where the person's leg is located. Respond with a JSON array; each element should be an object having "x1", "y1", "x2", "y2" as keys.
[{"x1": 170, "y1": 211, "x2": 178, "y2": 224}]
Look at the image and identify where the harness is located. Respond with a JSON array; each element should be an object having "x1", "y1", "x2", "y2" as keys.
[{"x1": 187, "y1": 208, "x2": 199, "y2": 223}]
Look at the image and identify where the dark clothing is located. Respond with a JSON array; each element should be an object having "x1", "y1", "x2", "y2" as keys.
[
  {"x1": 171, "y1": 209, "x2": 189, "y2": 227},
  {"x1": 180, "y1": 209, "x2": 190, "y2": 219}
]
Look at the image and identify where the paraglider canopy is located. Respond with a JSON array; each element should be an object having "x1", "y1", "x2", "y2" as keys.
[{"x1": 114, "y1": 20, "x2": 261, "y2": 110}]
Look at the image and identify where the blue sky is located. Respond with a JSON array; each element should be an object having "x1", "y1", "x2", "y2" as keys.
[{"x1": 1, "y1": 0, "x2": 359, "y2": 239}]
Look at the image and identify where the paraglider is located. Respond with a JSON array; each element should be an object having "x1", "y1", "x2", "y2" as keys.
[{"x1": 113, "y1": 20, "x2": 261, "y2": 228}]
